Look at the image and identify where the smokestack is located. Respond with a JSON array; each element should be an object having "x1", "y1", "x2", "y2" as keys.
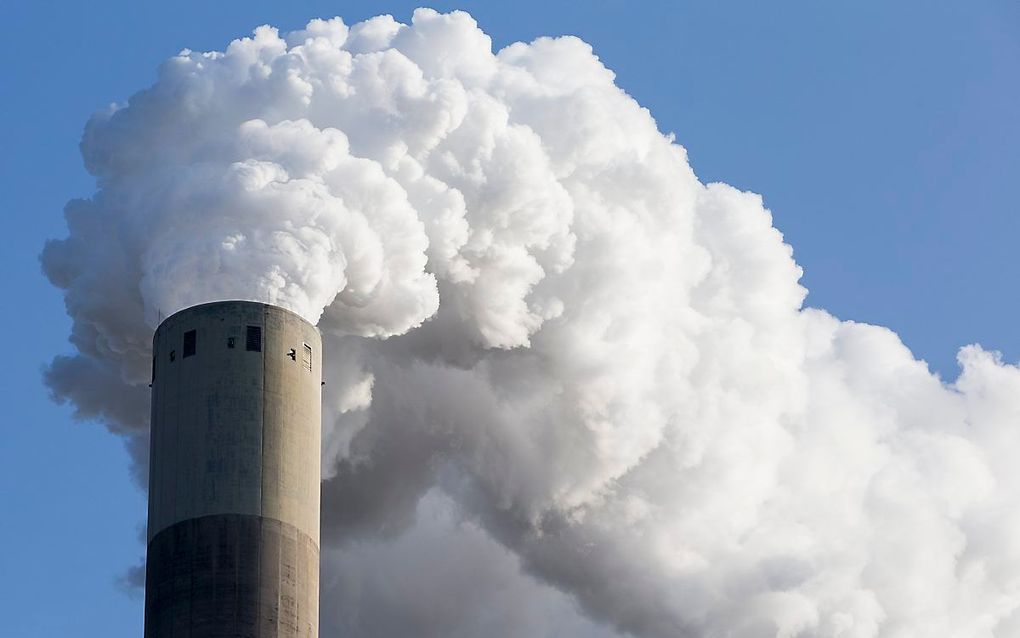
[{"x1": 143, "y1": 301, "x2": 321, "y2": 638}]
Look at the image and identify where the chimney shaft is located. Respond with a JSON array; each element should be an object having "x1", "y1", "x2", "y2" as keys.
[{"x1": 144, "y1": 301, "x2": 321, "y2": 638}]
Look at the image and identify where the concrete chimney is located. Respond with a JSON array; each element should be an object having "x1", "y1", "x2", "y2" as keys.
[{"x1": 144, "y1": 300, "x2": 321, "y2": 638}]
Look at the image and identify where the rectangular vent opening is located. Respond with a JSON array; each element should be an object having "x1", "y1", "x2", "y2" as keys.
[
  {"x1": 246, "y1": 326, "x2": 262, "y2": 352},
  {"x1": 183, "y1": 330, "x2": 196, "y2": 358},
  {"x1": 303, "y1": 344, "x2": 312, "y2": 372}
]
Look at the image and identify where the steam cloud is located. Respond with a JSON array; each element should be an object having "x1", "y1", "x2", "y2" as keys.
[{"x1": 42, "y1": 9, "x2": 1020, "y2": 637}]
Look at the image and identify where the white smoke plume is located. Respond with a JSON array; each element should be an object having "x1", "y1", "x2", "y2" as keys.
[{"x1": 42, "y1": 9, "x2": 1020, "y2": 637}]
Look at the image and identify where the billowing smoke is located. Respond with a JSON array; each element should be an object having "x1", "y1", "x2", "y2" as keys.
[{"x1": 42, "y1": 9, "x2": 1020, "y2": 637}]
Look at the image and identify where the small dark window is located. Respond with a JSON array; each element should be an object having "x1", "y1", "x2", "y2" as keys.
[
  {"x1": 183, "y1": 330, "x2": 196, "y2": 358},
  {"x1": 169, "y1": 350, "x2": 176, "y2": 362},
  {"x1": 227, "y1": 336, "x2": 236, "y2": 349},
  {"x1": 303, "y1": 344, "x2": 312, "y2": 372},
  {"x1": 246, "y1": 326, "x2": 262, "y2": 352}
]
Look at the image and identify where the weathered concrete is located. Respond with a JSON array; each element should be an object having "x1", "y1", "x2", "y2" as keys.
[
  {"x1": 144, "y1": 514, "x2": 318, "y2": 638},
  {"x1": 145, "y1": 301, "x2": 321, "y2": 638}
]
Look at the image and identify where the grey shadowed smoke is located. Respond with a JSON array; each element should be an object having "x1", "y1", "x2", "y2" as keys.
[{"x1": 42, "y1": 9, "x2": 1020, "y2": 638}]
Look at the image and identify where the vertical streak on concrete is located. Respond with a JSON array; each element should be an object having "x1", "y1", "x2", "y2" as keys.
[{"x1": 144, "y1": 301, "x2": 321, "y2": 638}]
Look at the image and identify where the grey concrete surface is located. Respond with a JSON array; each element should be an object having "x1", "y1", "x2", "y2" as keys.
[
  {"x1": 145, "y1": 301, "x2": 321, "y2": 638},
  {"x1": 145, "y1": 514, "x2": 318, "y2": 638}
]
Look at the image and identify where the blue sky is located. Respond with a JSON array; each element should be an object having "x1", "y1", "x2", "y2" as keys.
[{"x1": 2, "y1": 2, "x2": 1017, "y2": 636}]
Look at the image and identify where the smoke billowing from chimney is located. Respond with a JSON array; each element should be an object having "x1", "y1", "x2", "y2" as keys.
[{"x1": 42, "y1": 9, "x2": 1020, "y2": 637}]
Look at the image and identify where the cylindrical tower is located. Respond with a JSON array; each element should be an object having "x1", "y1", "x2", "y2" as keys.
[{"x1": 144, "y1": 300, "x2": 321, "y2": 638}]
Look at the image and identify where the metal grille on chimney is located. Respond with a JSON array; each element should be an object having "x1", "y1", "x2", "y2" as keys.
[
  {"x1": 246, "y1": 326, "x2": 262, "y2": 352},
  {"x1": 182, "y1": 330, "x2": 196, "y2": 358}
]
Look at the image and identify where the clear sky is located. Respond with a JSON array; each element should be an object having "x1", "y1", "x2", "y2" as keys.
[{"x1": 2, "y1": 2, "x2": 1017, "y2": 636}]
